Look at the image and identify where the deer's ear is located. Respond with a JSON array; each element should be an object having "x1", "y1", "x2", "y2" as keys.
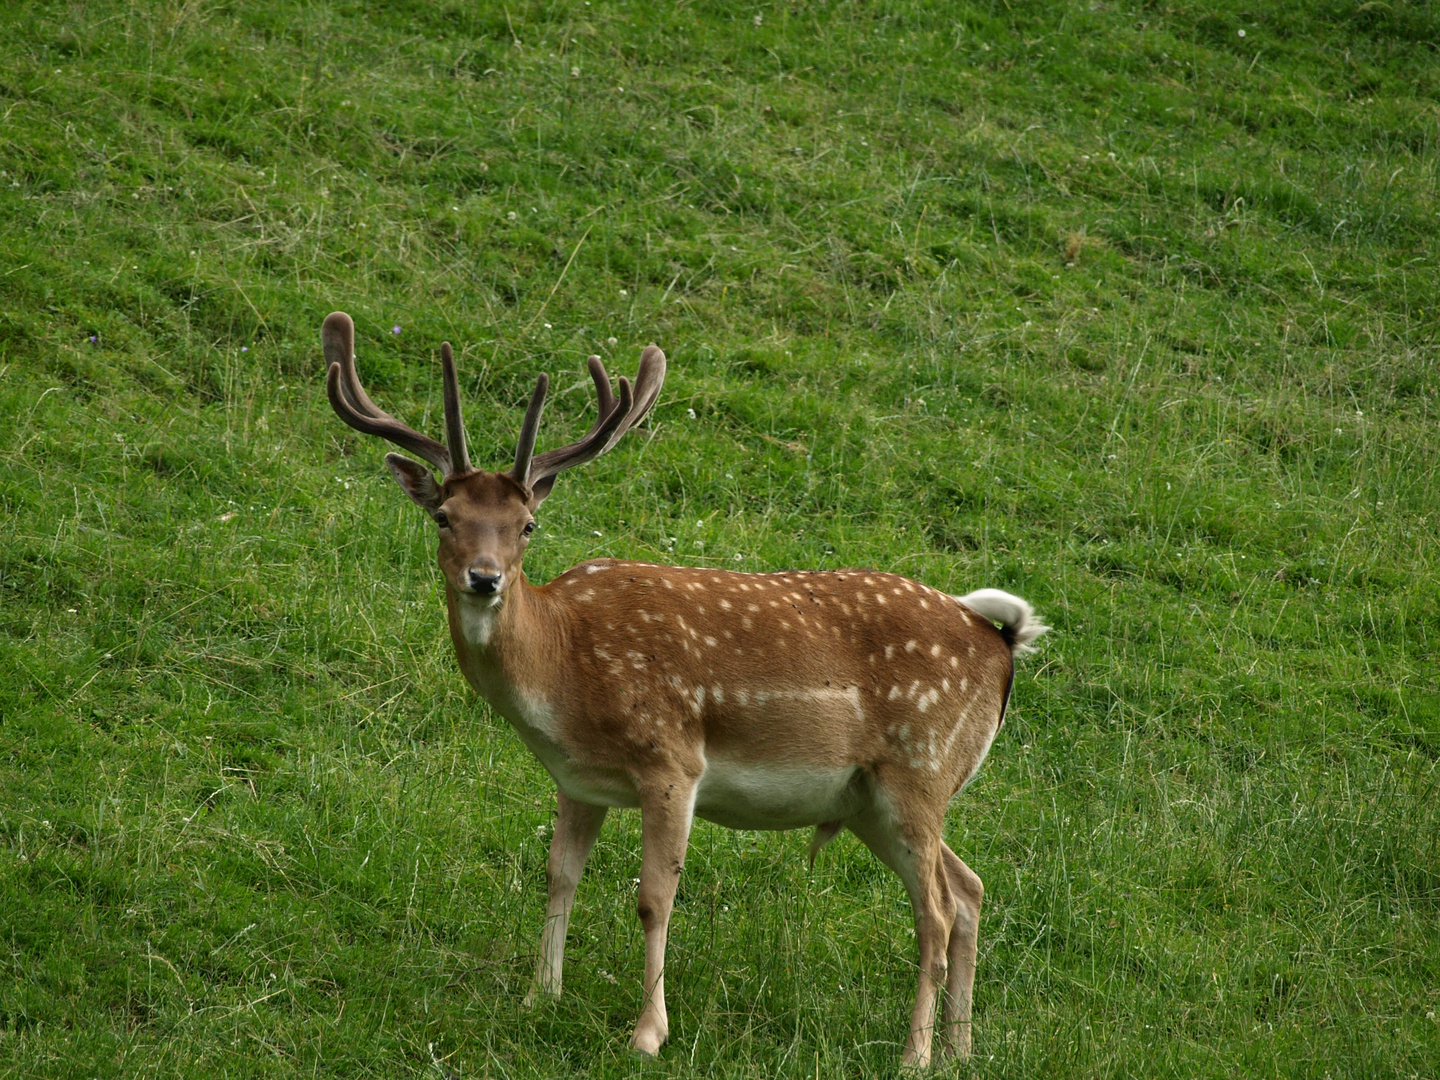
[
  {"x1": 529, "y1": 473, "x2": 557, "y2": 507},
  {"x1": 385, "y1": 453, "x2": 443, "y2": 511}
]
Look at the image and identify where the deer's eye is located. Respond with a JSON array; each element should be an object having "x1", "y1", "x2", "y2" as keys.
[
  {"x1": 434, "y1": 511, "x2": 450, "y2": 529},
  {"x1": 522, "y1": 521, "x2": 536, "y2": 537}
]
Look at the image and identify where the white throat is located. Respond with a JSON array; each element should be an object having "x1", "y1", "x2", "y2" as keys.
[{"x1": 456, "y1": 591, "x2": 503, "y2": 646}]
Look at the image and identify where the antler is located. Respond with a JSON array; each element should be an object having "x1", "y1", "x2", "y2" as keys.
[
  {"x1": 323, "y1": 311, "x2": 663, "y2": 491},
  {"x1": 513, "y1": 345, "x2": 666, "y2": 494},
  {"x1": 323, "y1": 311, "x2": 472, "y2": 477}
]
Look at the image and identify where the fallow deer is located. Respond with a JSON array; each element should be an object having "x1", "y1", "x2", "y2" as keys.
[{"x1": 321, "y1": 311, "x2": 1046, "y2": 1067}]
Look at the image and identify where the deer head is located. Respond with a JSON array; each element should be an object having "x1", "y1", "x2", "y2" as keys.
[{"x1": 321, "y1": 311, "x2": 666, "y2": 601}]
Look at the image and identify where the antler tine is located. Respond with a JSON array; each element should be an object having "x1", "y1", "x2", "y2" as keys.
[
  {"x1": 511, "y1": 374, "x2": 550, "y2": 483},
  {"x1": 526, "y1": 379, "x2": 635, "y2": 487},
  {"x1": 582, "y1": 355, "x2": 619, "y2": 437},
  {"x1": 596, "y1": 344, "x2": 665, "y2": 455},
  {"x1": 324, "y1": 311, "x2": 388, "y2": 422},
  {"x1": 440, "y1": 342, "x2": 472, "y2": 475},
  {"x1": 322, "y1": 311, "x2": 452, "y2": 475},
  {"x1": 526, "y1": 345, "x2": 662, "y2": 487}
]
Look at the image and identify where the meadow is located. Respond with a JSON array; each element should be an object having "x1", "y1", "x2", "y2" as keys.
[{"x1": 1, "y1": 1, "x2": 1437, "y2": 1076}]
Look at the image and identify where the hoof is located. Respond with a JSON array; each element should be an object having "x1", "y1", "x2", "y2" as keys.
[
  {"x1": 939, "y1": 1021, "x2": 972, "y2": 1062},
  {"x1": 630, "y1": 1025, "x2": 667, "y2": 1058},
  {"x1": 938, "y1": 1041, "x2": 971, "y2": 1063}
]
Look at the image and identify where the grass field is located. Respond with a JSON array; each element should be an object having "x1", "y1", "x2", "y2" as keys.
[{"x1": 2, "y1": 1, "x2": 1438, "y2": 1076}]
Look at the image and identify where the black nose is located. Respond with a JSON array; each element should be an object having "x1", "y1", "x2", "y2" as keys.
[{"x1": 468, "y1": 570, "x2": 502, "y2": 595}]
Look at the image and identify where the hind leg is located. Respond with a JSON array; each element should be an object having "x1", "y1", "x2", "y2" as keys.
[
  {"x1": 938, "y1": 843, "x2": 983, "y2": 1060},
  {"x1": 849, "y1": 803, "x2": 957, "y2": 1069}
]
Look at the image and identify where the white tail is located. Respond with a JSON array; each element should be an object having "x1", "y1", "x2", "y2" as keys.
[
  {"x1": 322, "y1": 312, "x2": 1047, "y2": 1067},
  {"x1": 957, "y1": 588, "x2": 1050, "y2": 656}
]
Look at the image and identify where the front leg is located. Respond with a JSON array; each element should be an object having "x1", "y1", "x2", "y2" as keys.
[
  {"x1": 524, "y1": 790, "x2": 607, "y2": 1007},
  {"x1": 631, "y1": 772, "x2": 698, "y2": 1057}
]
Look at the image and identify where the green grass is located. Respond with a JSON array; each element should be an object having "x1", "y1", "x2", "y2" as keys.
[{"x1": 2, "y1": 0, "x2": 1438, "y2": 1076}]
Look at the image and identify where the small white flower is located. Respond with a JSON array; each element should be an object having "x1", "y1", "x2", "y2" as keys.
[
  {"x1": 507, "y1": 210, "x2": 517, "y2": 220},
  {"x1": 592, "y1": 530, "x2": 603, "y2": 537},
  {"x1": 570, "y1": 66, "x2": 580, "y2": 78},
  {"x1": 687, "y1": 407, "x2": 697, "y2": 419},
  {"x1": 733, "y1": 553, "x2": 743, "y2": 561},
  {"x1": 619, "y1": 288, "x2": 628, "y2": 297},
  {"x1": 1237, "y1": 28, "x2": 1246, "y2": 37},
  {"x1": 607, "y1": 336, "x2": 618, "y2": 346},
  {"x1": 543, "y1": 322, "x2": 552, "y2": 329},
  {"x1": 753, "y1": 14, "x2": 763, "y2": 26}
]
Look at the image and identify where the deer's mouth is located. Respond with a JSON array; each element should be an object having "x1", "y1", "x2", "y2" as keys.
[{"x1": 457, "y1": 582, "x2": 504, "y2": 607}]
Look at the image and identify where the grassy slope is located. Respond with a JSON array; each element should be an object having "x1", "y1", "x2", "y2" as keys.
[{"x1": 1, "y1": 1, "x2": 1437, "y2": 1076}]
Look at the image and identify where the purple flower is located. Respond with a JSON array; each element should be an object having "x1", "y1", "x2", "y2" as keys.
[
  {"x1": 241, "y1": 346, "x2": 248, "y2": 352},
  {"x1": 392, "y1": 325, "x2": 402, "y2": 335},
  {"x1": 89, "y1": 335, "x2": 97, "y2": 343}
]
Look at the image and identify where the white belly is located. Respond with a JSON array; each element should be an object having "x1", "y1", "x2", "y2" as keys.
[
  {"x1": 497, "y1": 698, "x2": 864, "y2": 826},
  {"x1": 521, "y1": 735, "x2": 642, "y2": 809},
  {"x1": 695, "y1": 756, "x2": 862, "y2": 830}
]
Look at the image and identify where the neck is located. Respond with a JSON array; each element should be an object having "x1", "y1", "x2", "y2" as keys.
[{"x1": 445, "y1": 572, "x2": 562, "y2": 704}]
